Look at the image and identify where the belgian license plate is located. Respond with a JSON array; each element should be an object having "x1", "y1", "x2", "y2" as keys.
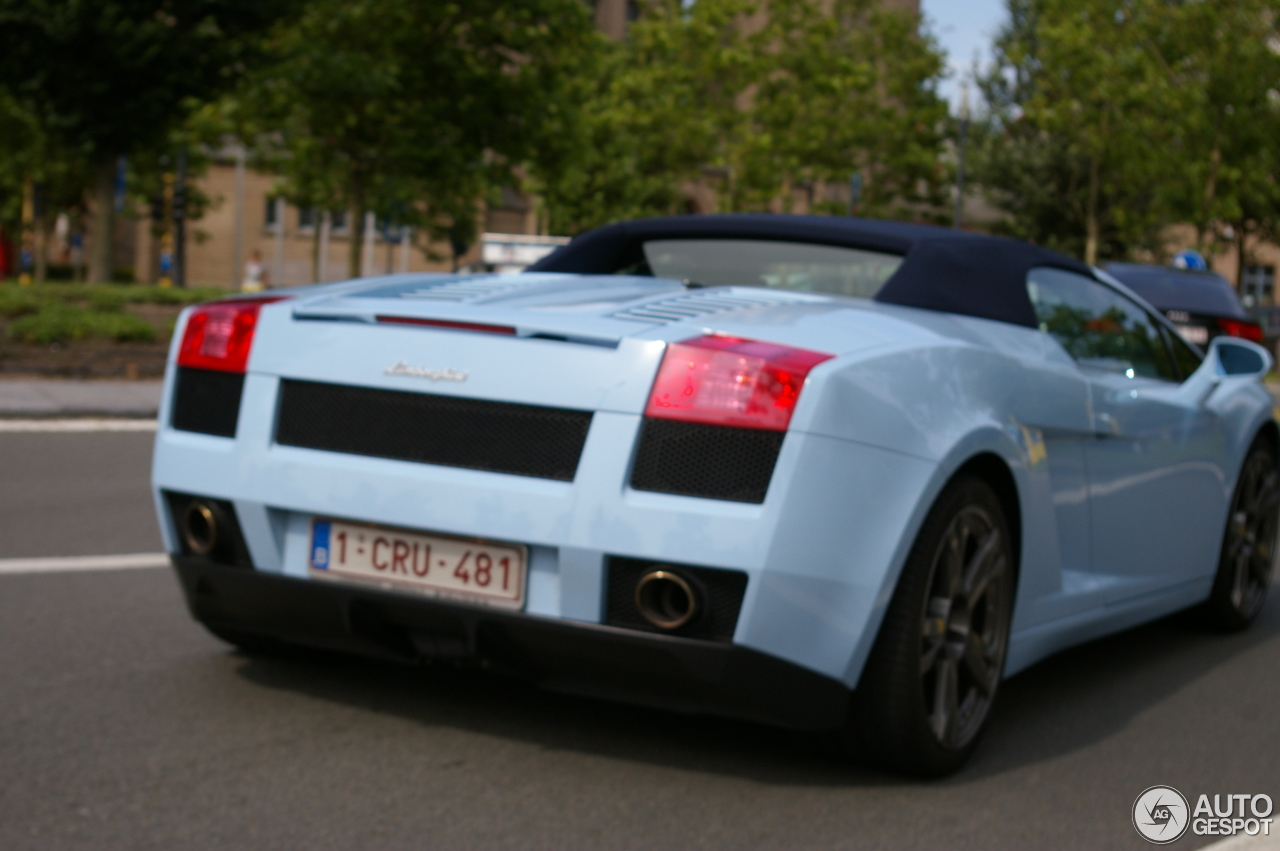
[{"x1": 309, "y1": 518, "x2": 526, "y2": 609}]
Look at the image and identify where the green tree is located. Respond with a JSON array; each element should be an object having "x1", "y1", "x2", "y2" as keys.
[
  {"x1": 534, "y1": 0, "x2": 948, "y2": 234},
  {"x1": 0, "y1": 92, "x2": 96, "y2": 281},
  {"x1": 0, "y1": 0, "x2": 297, "y2": 282},
  {"x1": 1160, "y1": 0, "x2": 1280, "y2": 283},
  {"x1": 534, "y1": 0, "x2": 757, "y2": 233},
  {"x1": 743, "y1": 0, "x2": 949, "y2": 218},
  {"x1": 244, "y1": 0, "x2": 598, "y2": 277},
  {"x1": 977, "y1": 0, "x2": 1190, "y2": 263}
]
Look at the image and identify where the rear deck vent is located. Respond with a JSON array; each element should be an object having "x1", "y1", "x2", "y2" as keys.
[
  {"x1": 390, "y1": 278, "x2": 528, "y2": 303},
  {"x1": 172, "y1": 367, "x2": 245, "y2": 437},
  {"x1": 275, "y1": 379, "x2": 592, "y2": 481},
  {"x1": 630, "y1": 418, "x2": 784, "y2": 503},
  {"x1": 611, "y1": 288, "x2": 820, "y2": 325}
]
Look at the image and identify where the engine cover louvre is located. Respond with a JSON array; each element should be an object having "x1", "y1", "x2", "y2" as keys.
[{"x1": 275, "y1": 379, "x2": 592, "y2": 481}]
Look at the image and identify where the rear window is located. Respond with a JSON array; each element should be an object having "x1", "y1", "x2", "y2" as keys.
[
  {"x1": 1105, "y1": 264, "x2": 1246, "y2": 318},
  {"x1": 635, "y1": 239, "x2": 904, "y2": 298}
]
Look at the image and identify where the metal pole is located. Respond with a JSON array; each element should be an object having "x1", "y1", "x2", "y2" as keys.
[
  {"x1": 174, "y1": 147, "x2": 187, "y2": 287},
  {"x1": 848, "y1": 172, "x2": 862, "y2": 217},
  {"x1": 318, "y1": 211, "x2": 331, "y2": 282},
  {"x1": 399, "y1": 226, "x2": 411, "y2": 274},
  {"x1": 953, "y1": 84, "x2": 970, "y2": 230},
  {"x1": 272, "y1": 197, "x2": 285, "y2": 286},
  {"x1": 232, "y1": 145, "x2": 245, "y2": 288}
]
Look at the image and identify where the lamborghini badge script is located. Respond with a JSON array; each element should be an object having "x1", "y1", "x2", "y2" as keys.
[{"x1": 384, "y1": 361, "x2": 469, "y2": 382}]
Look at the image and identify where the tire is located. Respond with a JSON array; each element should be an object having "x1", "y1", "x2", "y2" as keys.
[
  {"x1": 1205, "y1": 438, "x2": 1279, "y2": 631},
  {"x1": 844, "y1": 475, "x2": 1015, "y2": 777}
]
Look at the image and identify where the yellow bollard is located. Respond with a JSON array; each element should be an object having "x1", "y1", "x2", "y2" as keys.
[{"x1": 18, "y1": 178, "x2": 33, "y2": 286}]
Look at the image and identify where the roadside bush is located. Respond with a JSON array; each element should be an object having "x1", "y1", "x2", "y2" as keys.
[
  {"x1": 88, "y1": 289, "x2": 128, "y2": 312},
  {"x1": 0, "y1": 282, "x2": 225, "y2": 307},
  {"x1": 7, "y1": 304, "x2": 157, "y2": 344},
  {"x1": 0, "y1": 282, "x2": 226, "y2": 345},
  {"x1": 0, "y1": 289, "x2": 42, "y2": 318},
  {"x1": 95, "y1": 312, "x2": 157, "y2": 342}
]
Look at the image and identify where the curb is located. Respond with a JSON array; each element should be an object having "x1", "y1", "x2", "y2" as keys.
[{"x1": 0, "y1": 378, "x2": 162, "y2": 419}]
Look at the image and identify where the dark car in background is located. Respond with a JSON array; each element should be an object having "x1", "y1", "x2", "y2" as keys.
[{"x1": 1105, "y1": 262, "x2": 1263, "y2": 347}]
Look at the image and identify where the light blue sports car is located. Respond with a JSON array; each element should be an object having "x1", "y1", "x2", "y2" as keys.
[{"x1": 152, "y1": 215, "x2": 1278, "y2": 776}]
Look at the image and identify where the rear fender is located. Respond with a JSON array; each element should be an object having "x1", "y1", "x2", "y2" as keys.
[{"x1": 840, "y1": 424, "x2": 1029, "y2": 689}]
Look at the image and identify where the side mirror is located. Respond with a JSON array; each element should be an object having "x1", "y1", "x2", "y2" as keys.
[
  {"x1": 1176, "y1": 336, "x2": 1272, "y2": 408},
  {"x1": 1211, "y1": 337, "x2": 1272, "y2": 379}
]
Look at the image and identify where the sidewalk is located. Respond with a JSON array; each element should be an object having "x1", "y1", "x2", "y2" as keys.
[{"x1": 0, "y1": 379, "x2": 162, "y2": 418}]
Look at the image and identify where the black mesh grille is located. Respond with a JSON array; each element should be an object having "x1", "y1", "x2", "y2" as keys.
[
  {"x1": 606, "y1": 557, "x2": 748, "y2": 642},
  {"x1": 172, "y1": 367, "x2": 245, "y2": 437},
  {"x1": 275, "y1": 379, "x2": 592, "y2": 481},
  {"x1": 630, "y1": 418, "x2": 784, "y2": 503}
]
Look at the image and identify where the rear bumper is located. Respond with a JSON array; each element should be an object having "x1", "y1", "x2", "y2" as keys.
[{"x1": 173, "y1": 556, "x2": 851, "y2": 730}]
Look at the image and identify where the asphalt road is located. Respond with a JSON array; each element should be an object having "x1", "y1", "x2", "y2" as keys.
[{"x1": 2, "y1": 431, "x2": 1278, "y2": 850}]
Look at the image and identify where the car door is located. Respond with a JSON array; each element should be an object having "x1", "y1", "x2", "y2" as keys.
[{"x1": 1027, "y1": 267, "x2": 1229, "y2": 602}]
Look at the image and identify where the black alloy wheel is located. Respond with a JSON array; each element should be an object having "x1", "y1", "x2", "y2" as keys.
[
  {"x1": 1207, "y1": 439, "x2": 1279, "y2": 630},
  {"x1": 919, "y1": 503, "x2": 1010, "y2": 749},
  {"x1": 845, "y1": 475, "x2": 1014, "y2": 777}
]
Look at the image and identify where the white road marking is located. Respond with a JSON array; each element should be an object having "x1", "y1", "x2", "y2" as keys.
[
  {"x1": 0, "y1": 418, "x2": 157, "y2": 432},
  {"x1": 0, "y1": 552, "x2": 170, "y2": 575}
]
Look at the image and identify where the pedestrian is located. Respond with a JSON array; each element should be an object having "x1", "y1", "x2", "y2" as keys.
[{"x1": 242, "y1": 249, "x2": 268, "y2": 292}]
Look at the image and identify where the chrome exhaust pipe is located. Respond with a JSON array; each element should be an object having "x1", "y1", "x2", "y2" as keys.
[
  {"x1": 635, "y1": 569, "x2": 699, "y2": 630},
  {"x1": 181, "y1": 500, "x2": 220, "y2": 555}
]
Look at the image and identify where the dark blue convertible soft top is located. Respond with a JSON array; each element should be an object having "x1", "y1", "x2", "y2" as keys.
[{"x1": 528, "y1": 214, "x2": 1091, "y2": 329}]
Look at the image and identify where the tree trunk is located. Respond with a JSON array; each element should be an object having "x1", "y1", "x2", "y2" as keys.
[
  {"x1": 1084, "y1": 156, "x2": 1100, "y2": 266},
  {"x1": 88, "y1": 156, "x2": 116, "y2": 283},
  {"x1": 1193, "y1": 133, "x2": 1223, "y2": 255},
  {"x1": 311, "y1": 214, "x2": 321, "y2": 283},
  {"x1": 348, "y1": 203, "x2": 364, "y2": 279},
  {"x1": 1235, "y1": 223, "x2": 1247, "y2": 290}
]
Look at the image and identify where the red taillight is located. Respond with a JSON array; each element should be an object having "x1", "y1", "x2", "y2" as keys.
[
  {"x1": 1218, "y1": 318, "x2": 1265, "y2": 343},
  {"x1": 177, "y1": 297, "x2": 287, "y2": 373},
  {"x1": 645, "y1": 335, "x2": 833, "y2": 431}
]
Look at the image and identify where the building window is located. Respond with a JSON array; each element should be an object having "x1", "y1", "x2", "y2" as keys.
[
  {"x1": 298, "y1": 207, "x2": 317, "y2": 230},
  {"x1": 330, "y1": 209, "x2": 348, "y2": 233},
  {"x1": 264, "y1": 197, "x2": 279, "y2": 227},
  {"x1": 1242, "y1": 264, "x2": 1274, "y2": 308}
]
